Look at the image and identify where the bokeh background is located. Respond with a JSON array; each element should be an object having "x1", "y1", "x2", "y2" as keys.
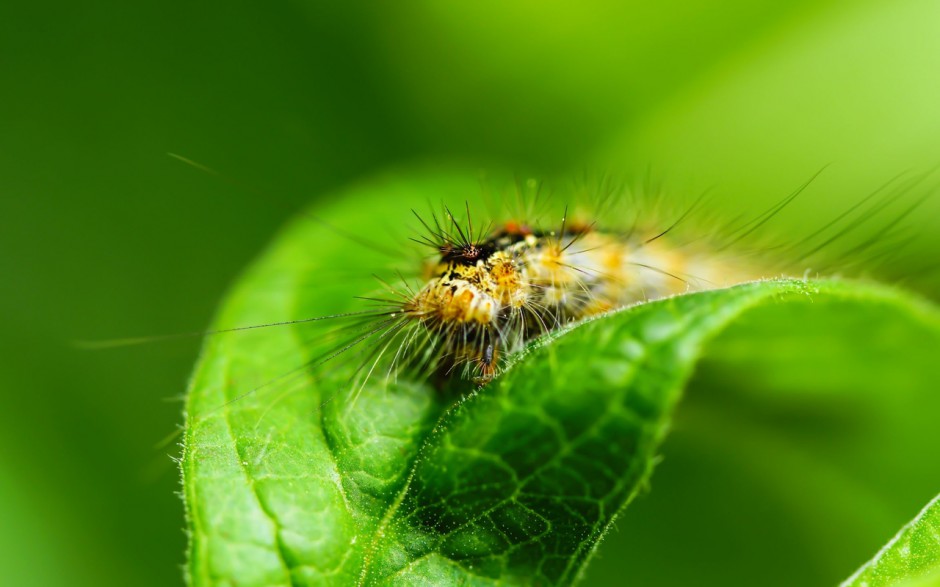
[{"x1": 2, "y1": 1, "x2": 940, "y2": 585}]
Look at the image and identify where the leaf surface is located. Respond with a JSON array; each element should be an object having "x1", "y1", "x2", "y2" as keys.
[
  {"x1": 181, "y1": 172, "x2": 940, "y2": 586},
  {"x1": 842, "y1": 493, "x2": 940, "y2": 587}
]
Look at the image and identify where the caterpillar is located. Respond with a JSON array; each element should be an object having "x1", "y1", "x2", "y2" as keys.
[
  {"x1": 273, "y1": 169, "x2": 926, "y2": 396},
  {"x1": 87, "y1": 167, "x2": 929, "y2": 406},
  {"x1": 373, "y1": 205, "x2": 745, "y2": 383}
]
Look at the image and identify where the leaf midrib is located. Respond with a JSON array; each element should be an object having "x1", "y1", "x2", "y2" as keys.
[{"x1": 355, "y1": 402, "x2": 455, "y2": 586}]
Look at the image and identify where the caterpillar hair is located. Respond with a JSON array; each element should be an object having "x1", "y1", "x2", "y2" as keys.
[{"x1": 84, "y1": 167, "x2": 935, "y2": 411}]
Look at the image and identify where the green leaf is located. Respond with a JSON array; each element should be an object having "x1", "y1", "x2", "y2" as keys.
[
  {"x1": 842, "y1": 493, "x2": 940, "y2": 587},
  {"x1": 181, "y1": 171, "x2": 940, "y2": 586}
]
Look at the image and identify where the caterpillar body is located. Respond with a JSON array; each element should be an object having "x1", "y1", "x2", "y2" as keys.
[
  {"x1": 392, "y1": 213, "x2": 751, "y2": 383},
  {"x1": 295, "y1": 169, "x2": 927, "y2": 395},
  {"x1": 90, "y1": 168, "x2": 928, "y2": 405}
]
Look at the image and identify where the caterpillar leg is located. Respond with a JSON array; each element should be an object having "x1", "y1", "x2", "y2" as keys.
[{"x1": 473, "y1": 342, "x2": 499, "y2": 384}]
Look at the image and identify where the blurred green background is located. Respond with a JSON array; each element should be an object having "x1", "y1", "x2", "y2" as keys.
[{"x1": 2, "y1": 1, "x2": 939, "y2": 585}]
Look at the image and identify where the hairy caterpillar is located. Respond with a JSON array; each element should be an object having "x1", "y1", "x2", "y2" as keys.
[
  {"x1": 90, "y1": 167, "x2": 930, "y2": 407},
  {"x1": 369, "y1": 205, "x2": 748, "y2": 384},
  {"x1": 292, "y1": 169, "x2": 932, "y2": 393}
]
